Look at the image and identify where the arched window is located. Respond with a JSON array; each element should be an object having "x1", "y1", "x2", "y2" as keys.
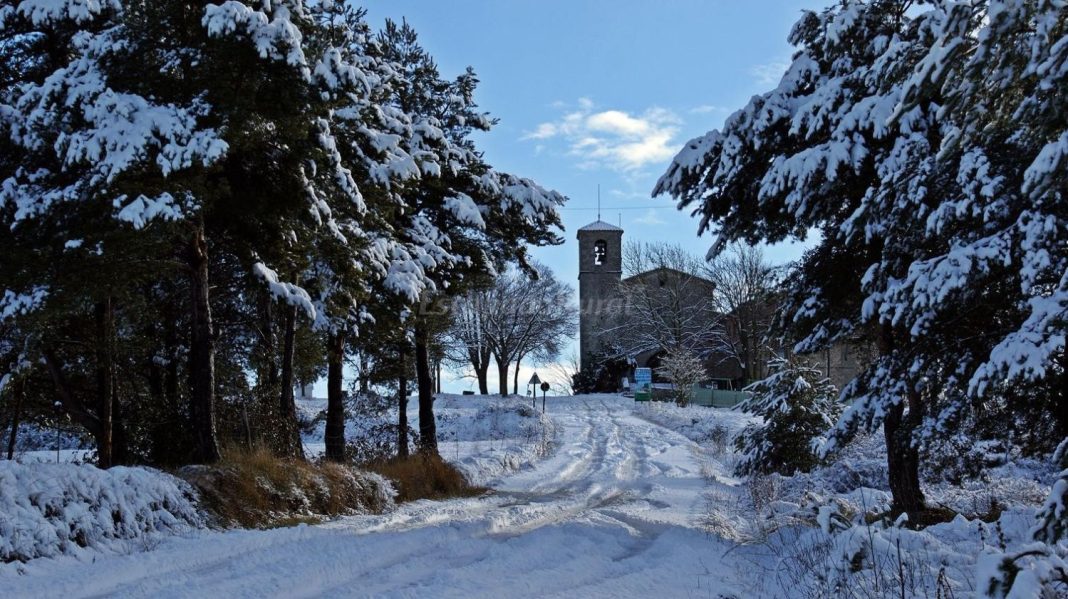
[{"x1": 594, "y1": 240, "x2": 607, "y2": 266}]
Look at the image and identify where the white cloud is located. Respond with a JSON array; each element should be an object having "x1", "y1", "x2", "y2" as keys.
[
  {"x1": 633, "y1": 208, "x2": 667, "y2": 226},
  {"x1": 689, "y1": 104, "x2": 729, "y2": 115},
  {"x1": 524, "y1": 122, "x2": 558, "y2": 140},
  {"x1": 521, "y1": 99, "x2": 681, "y2": 172},
  {"x1": 750, "y1": 59, "x2": 790, "y2": 86}
]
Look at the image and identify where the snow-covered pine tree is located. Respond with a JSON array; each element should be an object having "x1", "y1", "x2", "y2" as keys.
[
  {"x1": 0, "y1": 1, "x2": 566, "y2": 466},
  {"x1": 656, "y1": 0, "x2": 1066, "y2": 516},
  {"x1": 655, "y1": 0, "x2": 941, "y2": 512},
  {"x1": 735, "y1": 357, "x2": 840, "y2": 476},
  {"x1": 0, "y1": 0, "x2": 235, "y2": 465},
  {"x1": 1, "y1": 1, "x2": 453, "y2": 464},
  {"x1": 370, "y1": 19, "x2": 565, "y2": 453},
  {"x1": 978, "y1": 454, "x2": 1068, "y2": 597}
]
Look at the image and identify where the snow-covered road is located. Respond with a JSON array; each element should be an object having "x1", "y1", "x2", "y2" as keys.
[{"x1": 7, "y1": 396, "x2": 743, "y2": 598}]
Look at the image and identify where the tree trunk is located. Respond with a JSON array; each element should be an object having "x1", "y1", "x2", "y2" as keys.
[
  {"x1": 884, "y1": 399, "x2": 925, "y2": 515},
  {"x1": 148, "y1": 359, "x2": 164, "y2": 407},
  {"x1": 476, "y1": 364, "x2": 489, "y2": 395},
  {"x1": 358, "y1": 351, "x2": 370, "y2": 395},
  {"x1": 111, "y1": 401, "x2": 130, "y2": 466},
  {"x1": 279, "y1": 303, "x2": 303, "y2": 459},
  {"x1": 94, "y1": 298, "x2": 115, "y2": 468},
  {"x1": 513, "y1": 353, "x2": 525, "y2": 395},
  {"x1": 164, "y1": 308, "x2": 180, "y2": 410},
  {"x1": 6, "y1": 380, "x2": 24, "y2": 460},
  {"x1": 415, "y1": 324, "x2": 437, "y2": 454},
  {"x1": 877, "y1": 325, "x2": 925, "y2": 515},
  {"x1": 398, "y1": 348, "x2": 409, "y2": 459},
  {"x1": 44, "y1": 349, "x2": 106, "y2": 458},
  {"x1": 325, "y1": 332, "x2": 346, "y2": 462},
  {"x1": 496, "y1": 356, "x2": 509, "y2": 397},
  {"x1": 187, "y1": 223, "x2": 221, "y2": 464},
  {"x1": 259, "y1": 294, "x2": 278, "y2": 394},
  {"x1": 435, "y1": 359, "x2": 442, "y2": 394}
]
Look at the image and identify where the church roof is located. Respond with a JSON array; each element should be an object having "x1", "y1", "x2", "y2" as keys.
[
  {"x1": 623, "y1": 266, "x2": 716, "y2": 288},
  {"x1": 577, "y1": 220, "x2": 623, "y2": 233}
]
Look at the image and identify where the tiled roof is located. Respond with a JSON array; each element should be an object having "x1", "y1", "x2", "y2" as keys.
[{"x1": 577, "y1": 220, "x2": 623, "y2": 232}]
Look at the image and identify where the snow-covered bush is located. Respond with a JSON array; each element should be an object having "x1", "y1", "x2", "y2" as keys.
[
  {"x1": 0, "y1": 462, "x2": 202, "y2": 562},
  {"x1": 977, "y1": 454, "x2": 1068, "y2": 598},
  {"x1": 656, "y1": 348, "x2": 705, "y2": 407},
  {"x1": 735, "y1": 358, "x2": 840, "y2": 476},
  {"x1": 752, "y1": 503, "x2": 1050, "y2": 598}
]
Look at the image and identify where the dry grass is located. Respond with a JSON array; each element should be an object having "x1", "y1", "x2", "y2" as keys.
[
  {"x1": 178, "y1": 446, "x2": 393, "y2": 529},
  {"x1": 366, "y1": 452, "x2": 486, "y2": 503}
]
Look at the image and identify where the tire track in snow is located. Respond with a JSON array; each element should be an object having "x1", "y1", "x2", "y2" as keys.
[{"x1": 6, "y1": 396, "x2": 740, "y2": 598}]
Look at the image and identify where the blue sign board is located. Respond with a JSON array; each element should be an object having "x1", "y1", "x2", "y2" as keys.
[{"x1": 634, "y1": 368, "x2": 652, "y2": 389}]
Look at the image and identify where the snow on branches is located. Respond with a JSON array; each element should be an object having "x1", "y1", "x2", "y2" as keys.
[
  {"x1": 10, "y1": 0, "x2": 121, "y2": 26},
  {"x1": 735, "y1": 357, "x2": 840, "y2": 476},
  {"x1": 203, "y1": 1, "x2": 309, "y2": 76},
  {"x1": 655, "y1": 0, "x2": 1066, "y2": 590}
]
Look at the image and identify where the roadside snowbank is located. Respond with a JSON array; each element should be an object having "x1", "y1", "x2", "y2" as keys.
[{"x1": 0, "y1": 461, "x2": 202, "y2": 563}]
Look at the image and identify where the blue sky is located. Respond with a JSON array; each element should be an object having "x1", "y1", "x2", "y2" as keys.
[{"x1": 360, "y1": 0, "x2": 829, "y2": 392}]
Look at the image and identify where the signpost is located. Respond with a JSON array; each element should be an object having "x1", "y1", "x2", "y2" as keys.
[
  {"x1": 540, "y1": 381, "x2": 550, "y2": 413},
  {"x1": 527, "y1": 373, "x2": 542, "y2": 410},
  {"x1": 634, "y1": 367, "x2": 652, "y2": 402}
]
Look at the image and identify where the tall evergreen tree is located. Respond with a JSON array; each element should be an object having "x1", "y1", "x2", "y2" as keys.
[{"x1": 656, "y1": 0, "x2": 1065, "y2": 515}]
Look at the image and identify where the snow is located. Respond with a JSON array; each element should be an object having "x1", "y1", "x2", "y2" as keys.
[
  {"x1": 2, "y1": 395, "x2": 1061, "y2": 596},
  {"x1": 252, "y1": 262, "x2": 317, "y2": 321},
  {"x1": 2, "y1": 395, "x2": 738, "y2": 596},
  {"x1": 299, "y1": 393, "x2": 556, "y2": 487},
  {"x1": 202, "y1": 2, "x2": 309, "y2": 77},
  {"x1": 13, "y1": 0, "x2": 120, "y2": 26},
  {"x1": 0, "y1": 461, "x2": 202, "y2": 563},
  {"x1": 115, "y1": 192, "x2": 187, "y2": 229},
  {"x1": 0, "y1": 287, "x2": 48, "y2": 320}
]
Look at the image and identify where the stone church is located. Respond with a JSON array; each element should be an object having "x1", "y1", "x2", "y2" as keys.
[{"x1": 577, "y1": 219, "x2": 864, "y2": 390}]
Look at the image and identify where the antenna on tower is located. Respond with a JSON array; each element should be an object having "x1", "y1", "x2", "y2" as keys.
[{"x1": 597, "y1": 185, "x2": 601, "y2": 221}]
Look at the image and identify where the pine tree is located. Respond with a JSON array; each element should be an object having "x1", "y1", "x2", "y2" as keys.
[{"x1": 734, "y1": 357, "x2": 840, "y2": 476}]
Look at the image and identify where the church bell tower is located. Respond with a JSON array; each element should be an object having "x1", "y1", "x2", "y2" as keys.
[{"x1": 577, "y1": 220, "x2": 623, "y2": 371}]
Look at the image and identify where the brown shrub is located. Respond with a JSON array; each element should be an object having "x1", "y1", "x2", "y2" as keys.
[
  {"x1": 178, "y1": 446, "x2": 394, "y2": 529},
  {"x1": 366, "y1": 452, "x2": 486, "y2": 503}
]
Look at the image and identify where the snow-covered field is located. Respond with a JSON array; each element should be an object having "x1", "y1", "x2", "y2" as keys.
[
  {"x1": 1, "y1": 394, "x2": 1057, "y2": 598},
  {"x1": 299, "y1": 393, "x2": 557, "y2": 486}
]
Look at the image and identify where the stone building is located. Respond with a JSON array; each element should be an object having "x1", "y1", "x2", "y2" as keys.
[
  {"x1": 577, "y1": 219, "x2": 866, "y2": 390},
  {"x1": 577, "y1": 219, "x2": 737, "y2": 381}
]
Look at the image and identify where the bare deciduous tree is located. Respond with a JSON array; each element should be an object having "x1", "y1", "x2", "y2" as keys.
[
  {"x1": 443, "y1": 290, "x2": 494, "y2": 394},
  {"x1": 703, "y1": 243, "x2": 784, "y2": 385},
  {"x1": 545, "y1": 350, "x2": 580, "y2": 396},
  {"x1": 657, "y1": 348, "x2": 705, "y2": 407},
  {"x1": 610, "y1": 242, "x2": 722, "y2": 361},
  {"x1": 446, "y1": 264, "x2": 577, "y2": 396}
]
